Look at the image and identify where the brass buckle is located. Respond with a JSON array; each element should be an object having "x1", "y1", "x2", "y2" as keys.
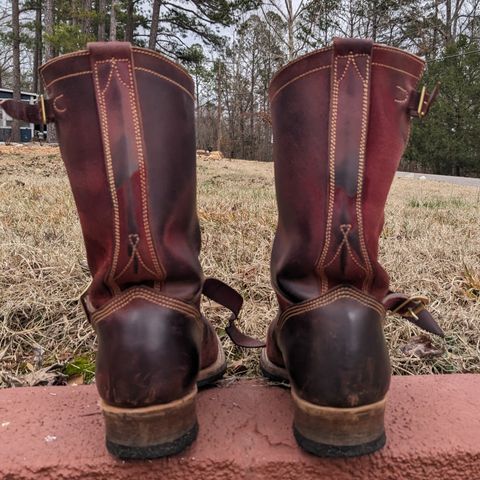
[
  {"x1": 392, "y1": 295, "x2": 429, "y2": 320},
  {"x1": 417, "y1": 83, "x2": 440, "y2": 118},
  {"x1": 417, "y1": 86, "x2": 427, "y2": 118},
  {"x1": 39, "y1": 94, "x2": 47, "y2": 124}
]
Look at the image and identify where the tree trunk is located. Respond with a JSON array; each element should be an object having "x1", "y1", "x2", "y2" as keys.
[
  {"x1": 216, "y1": 64, "x2": 222, "y2": 152},
  {"x1": 33, "y1": 0, "x2": 42, "y2": 93},
  {"x1": 286, "y1": 0, "x2": 294, "y2": 60},
  {"x1": 98, "y1": 0, "x2": 106, "y2": 40},
  {"x1": 11, "y1": 0, "x2": 21, "y2": 143},
  {"x1": 44, "y1": 0, "x2": 54, "y2": 60},
  {"x1": 44, "y1": 0, "x2": 57, "y2": 143},
  {"x1": 82, "y1": 0, "x2": 92, "y2": 35},
  {"x1": 125, "y1": 0, "x2": 134, "y2": 42},
  {"x1": 109, "y1": 0, "x2": 118, "y2": 41},
  {"x1": 149, "y1": 0, "x2": 161, "y2": 50}
]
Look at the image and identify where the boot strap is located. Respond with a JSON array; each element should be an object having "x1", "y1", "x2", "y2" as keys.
[
  {"x1": 383, "y1": 291, "x2": 444, "y2": 337},
  {"x1": 408, "y1": 82, "x2": 440, "y2": 118},
  {"x1": 0, "y1": 95, "x2": 55, "y2": 124},
  {"x1": 81, "y1": 278, "x2": 266, "y2": 348},
  {"x1": 202, "y1": 278, "x2": 266, "y2": 348}
]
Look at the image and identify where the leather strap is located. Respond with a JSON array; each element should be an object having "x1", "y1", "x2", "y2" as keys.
[
  {"x1": 317, "y1": 38, "x2": 375, "y2": 294},
  {"x1": 88, "y1": 42, "x2": 166, "y2": 292},
  {"x1": 408, "y1": 82, "x2": 440, "y2": 118},
  {"x1": 383, "y1": 291, "x2": 444, "y2": 337},
  {"x1": 0, "y1": 97, "x2": 55, "y2": 124},
  {"x1": 202, "y1": 278, "x2": 266, "y2": 348},
  {"x1": 82, "y1": 277, "x2": 266, "y2": 347}
]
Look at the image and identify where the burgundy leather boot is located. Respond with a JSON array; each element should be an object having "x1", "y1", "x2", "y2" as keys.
[
  {"x1": 260, "y1": 38, "x2": 442, "y2": 457},
  {"x1": 1, "y1": 42, "x2": 241, "y2": 459}
]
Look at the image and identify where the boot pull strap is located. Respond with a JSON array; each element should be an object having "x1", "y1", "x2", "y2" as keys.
[
  {"x1": 202, "y1": 278, "x2": 266, "y2": 348},
  {"x1": 383, "y1": 291, "x2": 444, "y2": 337},
  {"x1": 408, "y1": 82, "x2": 440, "y2": 118},
  {"x1": 0, "y1": 95, "x2": 55, "y2": 124}
]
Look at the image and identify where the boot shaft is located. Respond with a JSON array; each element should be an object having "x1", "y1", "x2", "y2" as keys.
[
  {"x1": 270, "y1": 38, "x2": 432, "y2": 304},
  {"x1": 38, "y1": 42, "x2": 202, "y2": 308}
]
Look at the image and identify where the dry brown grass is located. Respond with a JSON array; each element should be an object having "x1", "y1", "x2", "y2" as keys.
[{"x1": 0, "y1": 144, "x2": 479, "y2": 386}]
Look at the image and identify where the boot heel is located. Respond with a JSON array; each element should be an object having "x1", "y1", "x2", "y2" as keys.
[
  {"x1": 292, "y1": 389, "x2": 386, "y2": 457},
  {"x1": 100, "y1": 387, "x2": 198, "y2": 459}
]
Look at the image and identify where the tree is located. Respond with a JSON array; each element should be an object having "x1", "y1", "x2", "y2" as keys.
[
  {"x1": 11, "y1": 0, "x2": 21, "y2": 143},
  {"x1": 404, "y1": 36, "x2": 480, "y2": 177}
]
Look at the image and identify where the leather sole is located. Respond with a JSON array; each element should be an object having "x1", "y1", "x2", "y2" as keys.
[
  {"x1": 101, "y1": 387, "x2": 198, "y2": 460},
  {"x1": 197, "y1": 333, "x2": 227, "y2": 387},
  {"x1": 101, "y1": 334, "x2": 226, "y2": 459},
  {"x1": 260, "y1": 348, "x2": 386, "y2": 457},
  {"x1": 259, "y1": 348, "x2": 289, "y2": 382}
]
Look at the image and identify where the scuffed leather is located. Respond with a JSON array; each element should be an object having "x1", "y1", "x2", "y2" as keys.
[
  {"x1": 270, "y1": 39, "x2": 426, "y2": 304},
  {"x1": 95, "y1": 296, "x2": 202, "y2": 407},
  {"x1": 277, "y1": 292, "x2": 391, "y2": 407},
  {"x1": 0, "y1": 43, "x2": 224, "y2": 408},
  {"x1": 266, "y1": 38, "x2": 432, "y2": 410},
  {"x1": 37, "y1": 43, "x2": 202, "y2": 308}
]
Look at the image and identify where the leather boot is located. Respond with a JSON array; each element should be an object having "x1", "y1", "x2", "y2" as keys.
[
  {"x1": 260, "y1": 38, "x2": 442, "y2": 457},
  {"x1": 1, "y1": 42, "x2": 244, "y2": 459}
]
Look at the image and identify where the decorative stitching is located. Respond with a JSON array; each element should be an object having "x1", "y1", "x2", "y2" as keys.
[
  {"x1": 270, "y1": 65, "x2": 330, "y2": 103},
  {"x1": 394, "y1": 85, "x2": 409, "y2": 103},
  {"x1": 136, "y1": 250, "x2": 158, "y2": 277},
  {"x1": 93, "y1": 60, "x2": 122, "y2": 294},
  {"x1": 278, "y1": 287, "x2": 385, "y2": 330},
  {"x1": 345, "y1": 234, "x2": 368, "y2": 273},
  {"x1": 133, "y1": 48, "x2": 194, "y2": 82},
  {"x1": 53, "y1": 94, "x2": 67, "y2": 113},
  {"x1": 373, "y1": 45, "x2": 424, "y2": 65},
  {"x1": 337, "y1": 55, "x2": 366, "y2": 83},
  {"x1": 91, "y1": 287, "x2": 201, "y2": 325},
  {"x1": 350, "y1": 55, "x2": 366, "y2": 81},
  {"x1": 372, "y1": 62, "x2": 420, "y2": 80},
  {"x1": 113, "y1": 59, "x2": 132, "y2": 89},
  {"x1": 44, "y1": 70, "x2": 92, "y2": 90},
  {"x1": 356, "y1": 55, "x2": 374, "y2": 290},
  {"x1": 316, "y1": 54, "x2": 339, "y2": 293},
  {"x1": 39, "y1": 50, "x2": 89, "y2": 73},
  {"x1": 324, "y1": 224, "x2": 350, "y2": 268},
  {"x1": 269, "y1": 45, "x2": 333, "y2": 87},
  {"x1": 125, "y1": 59, "x2": 166, "y2": 282},
  {"x1": 100, "y1": 61, "x2": 116, "y2": 93},
  {"x1": 135, "y1": 67, "x2": 195, "y2": 100},
  {"x1": 323, "y1": 224, "x2": 368, "y2": 273}
]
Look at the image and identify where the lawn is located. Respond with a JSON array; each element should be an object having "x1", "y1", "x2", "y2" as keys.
[{"x1": 0, "y1": 144, "x2": 479, "y2": 387}]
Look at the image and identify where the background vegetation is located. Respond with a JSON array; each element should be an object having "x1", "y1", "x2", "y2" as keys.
[
  {"x1": 0, "y1": 146, "x2": 479, "y2": 386},
  {"x1": 0, "y1": 0, "x2": 480, "y2": 175}
]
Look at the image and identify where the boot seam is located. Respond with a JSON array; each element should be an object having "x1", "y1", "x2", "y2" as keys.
[
  {"x1": 92, "y1": 59, "x2": 122, "y2": 294},
  {"x1": 91, "y1": 286, "x2": 201, "y2": 324},
  {"x1": 42, "y1": 70, "x2": 92, "y2": 90},
  {"x1": 125, "y1": 53, "x2": 166, "y2": 284},
  {"x1": 315, "y1": 51, "x2": 374, "y2": 293},
  {"x1": 278, "y1": 287, "x2": 385, "y2": 330},
  {"x1": 371, "y1": 62, "x2": 421, "y2": 80},
  {"x1": 135, "y1": 67, "x2": 195, "y2": 100},
  {"x1": 270, "y1": 64, "x2": 330, "y2": 103}
]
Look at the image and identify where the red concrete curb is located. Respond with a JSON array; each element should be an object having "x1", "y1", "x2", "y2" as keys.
[{"x1": 1, "y1": 375, "x2": 479, "y2": 479}]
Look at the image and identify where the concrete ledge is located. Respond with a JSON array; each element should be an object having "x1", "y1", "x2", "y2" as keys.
[{"x1": 1, "y1": 375, "x2": 480, "y2": 479}]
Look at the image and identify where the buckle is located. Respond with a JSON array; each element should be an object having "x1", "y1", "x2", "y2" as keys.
[
  {"x1": 38, "y1": 94, "x2": 47, "y2": 124},
  {"x1": 417, "y1": 83, "x2": 440, "y2": 118},
  {"x1": 391, "y1": 295, "x2": 429, "y2": 320}
]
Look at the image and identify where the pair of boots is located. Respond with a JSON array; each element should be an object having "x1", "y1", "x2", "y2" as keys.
[{"x1": 2, "y1": 38, "x2": 441, "y2": 459}]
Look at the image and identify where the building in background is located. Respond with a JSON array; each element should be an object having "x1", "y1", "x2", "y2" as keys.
[{"x1": 0, "y1": 88, "x2": 37, "y2": 142}]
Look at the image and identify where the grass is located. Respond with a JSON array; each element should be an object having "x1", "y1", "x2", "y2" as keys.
[{"x1": 0, "y1": 144, "x2": 479, "y2": 386}]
